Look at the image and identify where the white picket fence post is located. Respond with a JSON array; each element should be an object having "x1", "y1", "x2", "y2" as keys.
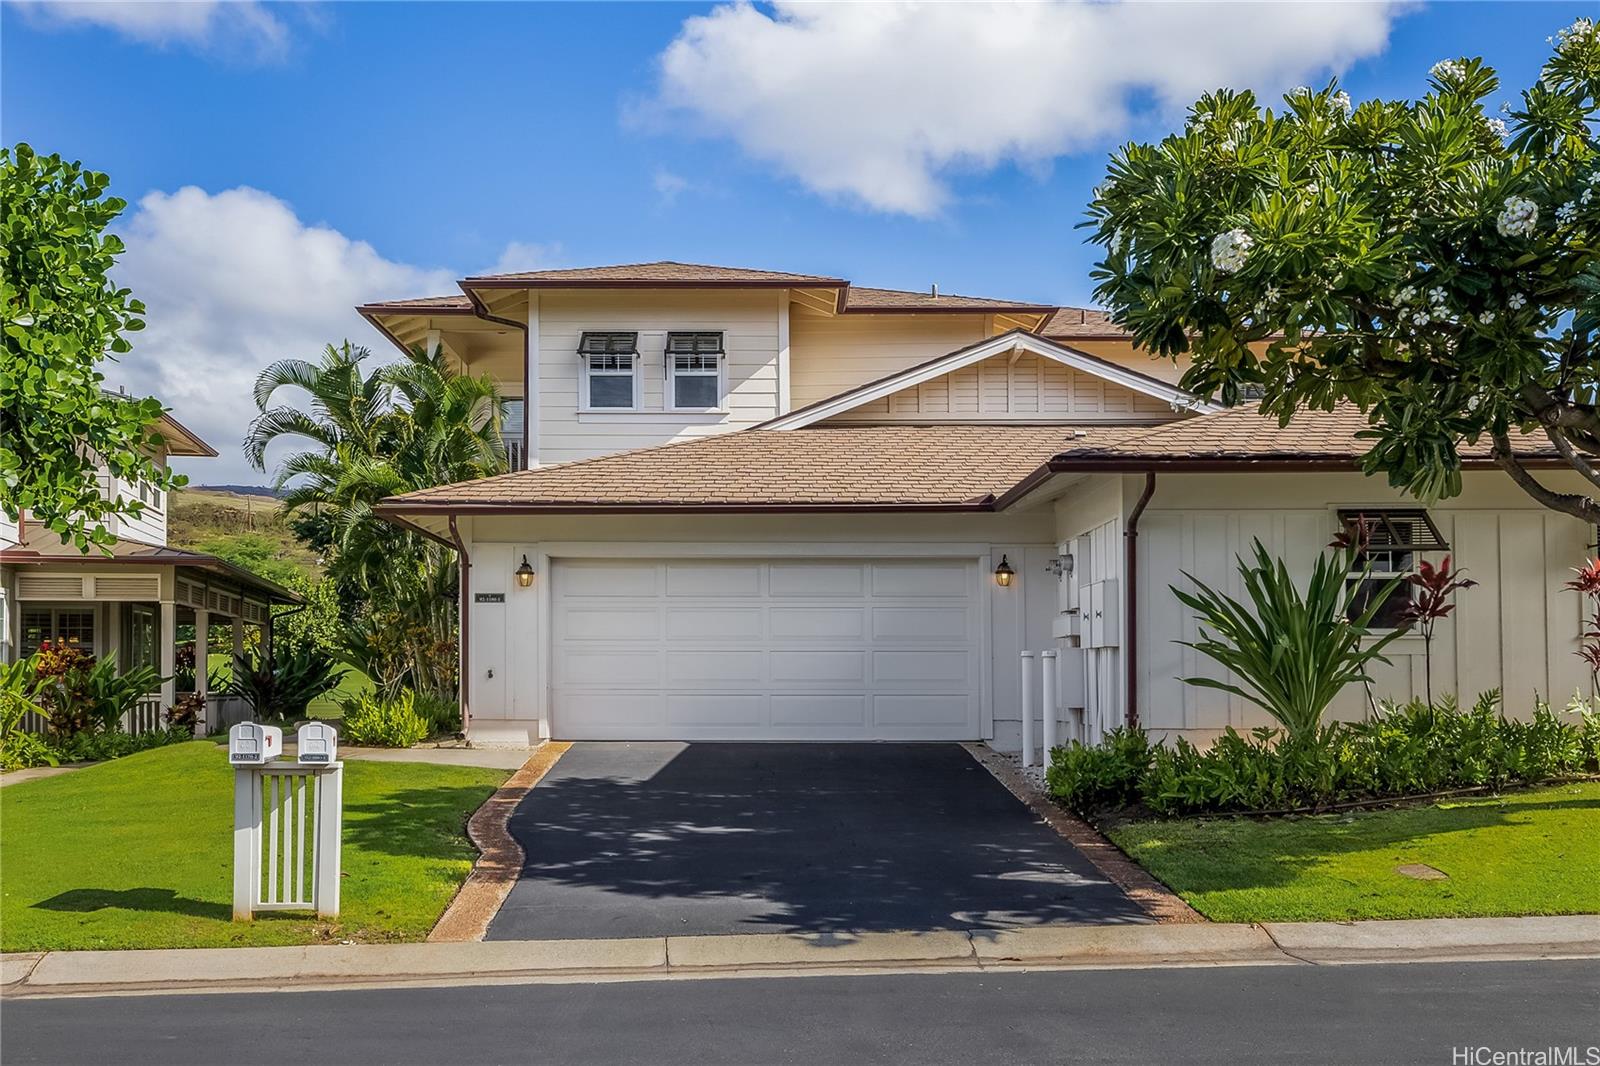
[
  {"x1": 1041, "y1": 649, "x2": 1058, "y2": 762},
  {"x1": 1020, "y1": 651, "x2": 1037, "y2": 768},
  {"x1": 232, "y1": 762, "x2": 343, "y2": 921}
]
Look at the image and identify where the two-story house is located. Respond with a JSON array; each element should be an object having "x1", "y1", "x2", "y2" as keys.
[
  {"x1": 1, "y1": 399, "x2": 298, "y2": 732},
  {"x1": 363, "y1": 262, "x2": 1589, "y2": 751}
]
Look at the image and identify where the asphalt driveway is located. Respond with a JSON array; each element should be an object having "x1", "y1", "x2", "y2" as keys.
[{"x1": 487, "y1": 742, "x2": 1148, "y2": 940}]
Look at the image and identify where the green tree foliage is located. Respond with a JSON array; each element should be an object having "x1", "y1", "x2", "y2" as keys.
[
  {"x1": 1086, "y1": 20, "x2": 1600, "y2": 520},
  {"x1": 245, "y1": 341, "x2": 505, "y2": 698},
  {"x1": 1, "y1": 144, "x2": 183, "y2": 551}
]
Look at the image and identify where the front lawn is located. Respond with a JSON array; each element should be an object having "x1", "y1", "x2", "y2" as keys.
[
  {"x1": 1108, "y1": 781, "x2": 1600, "y2": 923},
  {"x1": 0, "y1": 741, "x2": 508, "y2": 951}
]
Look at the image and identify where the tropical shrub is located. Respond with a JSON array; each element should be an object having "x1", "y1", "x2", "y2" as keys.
[
  {"x1": 410, "y1": 689, "x2": 461, "y2": 736},
  {"x1": 1050, "y1": 692, "x2": 1598, "y2": 818},
  {"x1": 55, "y1": 725, "x2": 192, "y2": 763},
  {"x1": 81, "y1": 660, "x2": 163, "y2": 734},
  {"x1": 1394, "y1": 557, "x2": 1476, "y2": 707},
  {"x1": 1044, "y1": 727, "x2": 1152, "y2": 812},
  {"x1": 30, "y1": 641, "x2": 97, "y2": 736},
  {"x1": 165, "y1": 692, "x2": 204, "y2": 732},
  {"x1": 339, "y1": 691, "x2": 430, "y2": 748},
  {"x1": 0, "y1": 661, "x2": 58, "y2": 771},
  {"x1": 1173, "y1": 539, "x2": 1407, "y2": 737},
  {"x1": 230, "y1": 642, "x2": 346, "y2": 721}
]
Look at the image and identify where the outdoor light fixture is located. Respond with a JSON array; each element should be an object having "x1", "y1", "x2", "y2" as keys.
[
  {"x1": 993, "y1": 555, "x2": 1015, "y2": 588},
  {"x1": 515, "y1": 555, "x2": 536, "y2": 588}
]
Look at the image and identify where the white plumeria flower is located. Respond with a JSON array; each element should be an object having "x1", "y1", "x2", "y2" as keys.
[
  {"x1": 1331, "y1": 91, "x2": 1353, "y2": 117},
  {"x1": 1263, "y1": 286, "x2": 1281, "y2": 303},
  {"x1": 1429, "y1": 286, "x2": 1448, "y2": 306},
  {"x1": 1480, "y1": 311, "x2": 1497, "y2": 325},
  {"x1": 1496, "y1": 196, "x2": 1538, "y2": 238},
  {"x1": 1557, "y1": 202, "x2": 1578, "y2": 224},
  {"x1": 1583, "y1": 188, "x2": 1596, "y2": 206},
  {"x1": 1210, "y1": 229, "x2": 1254, "y2": 274},
  {"x1": 1431, "y1": 59, "x2": 1467, "y2": 82},
  {"x1": 1553, "y1": 17, "x2": 1595, "y2": 51},
  {"x1": 1508, "y1": 293, "x2": 1527, "y2": 310},
  {"x1": 1412, "y1": 311, "x2": 1431, "y2": 326},
  {"x1": 1396, "y1": 285, "x2": 1417, "y2": 305},
  {"x1": 1484, "y1": 116, "x2": 1509, "y2": 138}
]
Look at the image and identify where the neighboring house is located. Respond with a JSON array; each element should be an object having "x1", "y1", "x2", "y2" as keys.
[
  {"x1": 363, "y1": 262, "x2": 1590, "y2": 750},
  {"x1": 0, "y1": 399, "x2": 298, "y2": 732}
]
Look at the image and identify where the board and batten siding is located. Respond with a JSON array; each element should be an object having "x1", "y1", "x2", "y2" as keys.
[
  {"x1": 787, "y1": 312, "x2": 991, "y2": 411},
  {"x1": 532, "y1": 289, "x2": 783, "y2": 464},
  {"x1": 1132, "y1": 472, "x2": 1592, "y2": 742},
  {"x1": 824, "y1": 350, "x2": 1178, "y2": 424}
]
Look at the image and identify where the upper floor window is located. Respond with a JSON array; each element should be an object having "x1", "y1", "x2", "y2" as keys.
[
  {"x1": 579, "y1": 332, "x2": 639, "y2": 410},
  {"x1": 666, "y1": 332, "x2": 724, "y2": 410},
  {"x1": 1336, "y1": 508, "x2": 1447, "y2": 628}
]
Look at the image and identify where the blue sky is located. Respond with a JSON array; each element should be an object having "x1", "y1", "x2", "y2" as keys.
[{"x1": 0, "y1": 0, "x2": 1580, "y2": 482}]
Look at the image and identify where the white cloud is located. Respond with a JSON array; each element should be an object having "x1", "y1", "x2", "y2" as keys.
[
  {"x1": 651, "y1": 0, "x2": 1410, "y2": 216},
  {"x1": 653, "y1": 168, "x2": 691, "y2": 206},
  {"x1": 485, "y1": 240, "x2": 563, "y2": 276},
  {"x1": 106, "y1": 186, "x2": 462, "y2": 485},
  {"x1": 13, "y1": 1, "x2": 290, "y2": 59}
]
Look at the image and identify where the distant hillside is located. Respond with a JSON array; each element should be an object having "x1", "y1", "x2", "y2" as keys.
[
  {"x1": 193, "y1": 484, "x2": 284, "y2": 499},
  {"x1": 168, "y1": 488, "x2": 321, "y2": 586}
]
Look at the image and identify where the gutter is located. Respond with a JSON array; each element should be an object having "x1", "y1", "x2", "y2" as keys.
[
  {"x1": 1124, "y1": 471, "x2": 1156, "y2": 730},
  {"x1": 448, "y1": 515, "x2": 472, "y2": 736}
]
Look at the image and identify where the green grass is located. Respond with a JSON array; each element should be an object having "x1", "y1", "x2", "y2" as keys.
[
  {"x1": 1108, "y1": 781, "x2": 1600, "y2": 923},
  {"x1": 0, "y1": 742, "x2": 508, "y2": 951},
  {"x1": 307, "y1": 666, "x2": 373, "y2": 719}
]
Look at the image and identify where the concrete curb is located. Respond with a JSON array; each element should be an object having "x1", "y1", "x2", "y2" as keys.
[
  {"x1": 5, "y1": 916, "x2": 1595, "y2": 999},
  {"x1": 427, "y1": 741, "x2": 571, "y2": 943},
  {"x1": 962, "y1": 742, "x2": 1204, "y2": 924}
]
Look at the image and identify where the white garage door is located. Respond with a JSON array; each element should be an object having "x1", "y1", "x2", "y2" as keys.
[{"x1": 551, "y1": 558, "x2": 983, "y2": 740}]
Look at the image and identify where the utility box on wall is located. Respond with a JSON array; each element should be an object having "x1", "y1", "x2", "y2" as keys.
[{"x1": 1084, "y1": 579, "x2": 1120, "y2": 648}]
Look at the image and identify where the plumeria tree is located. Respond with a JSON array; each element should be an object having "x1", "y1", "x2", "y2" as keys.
[{"x1": 1087, "y1": 18, "x2": 1600, "y2": 521}]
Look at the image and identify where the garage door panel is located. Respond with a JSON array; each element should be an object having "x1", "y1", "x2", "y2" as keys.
[
  {"x1": 557, "y1": 650, "x2": 662, "y2": 686},
  {"x1": 871, "y1": 606, "x2": 970, "y2": 640},
  {"x1": 561, "y1": 607, "x2": 661, "y2": 641},
  {"x1": 770, "y1": 650, "x2": 866, "y2": 684},
  {"x1": 872, "y1": 562, "x2": 968, "y2": 597},
  {"x1": 667, "y1": 694, "x2": 767, "y2": 727},
  {"x1": 666, "y1": 649, "x2": 766, "y2": 684},
  {"x1": 769, "y1": 607, "x2": 864, "y2": 639},
  {"x1": 771, "y1": 694, "x2": 867, "y2": 727},
  {"x1": 768, "y1": 564, "x2": 863, "y2": 598},
  {"x1": 553, "y1": 559, "x2": 980, "y2": 741},
  {"x1": 872, "y1": 649, "x2": 971, "y2": 684},
  {"x1": 873, "y1": 694, "x2": 973, "y2": 727},
  {"x1": 666, "y1": 563, "x2": 761, "y2": 597},
  {"x1": 666, "y1": 607, "x2": 764, "y2": 640}
]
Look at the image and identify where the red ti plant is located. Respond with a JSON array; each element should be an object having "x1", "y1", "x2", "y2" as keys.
[
  {"x1": 1395, "y1": 556, "x2": 1477, "y2": 708},
  {"x1": 1565, "y1": 560, "x2": 1600, "y2": 695}
]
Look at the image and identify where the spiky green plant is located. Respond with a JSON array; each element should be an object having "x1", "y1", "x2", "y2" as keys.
[{"x1": 1172, "y1": 539, "x2": 1410, "y2": 737}]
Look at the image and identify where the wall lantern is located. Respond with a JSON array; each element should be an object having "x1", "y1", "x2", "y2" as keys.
[
  {"x1": 993, "y1": 555, "x2": 1015, "y2": 588},
  {"x1": 515, "y1": 555, "x2": 536, "y2": 588}
]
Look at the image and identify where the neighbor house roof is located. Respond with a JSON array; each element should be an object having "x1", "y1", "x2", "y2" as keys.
[
  {"x1": 461, "y1": 261, "x2": 848, "y2": 288},
  {"x1": 1039, "y1": 307, "x2": 1132, "y2": 339},
  {"x1": 377, "y1": 405, "x2": 1565, "y2": 519},
  {"x1": 838, "y1": 286, "x2": 1057, "y2": 315},
  {"x1": 355, "y1": 294, "x2": 475, "y2": 314},
  {"x1": 0, "y1": 542, "x2": 301, "y2": 602},
  {"x1": 100, "y1": 389, "x2": 217, "y2": 457}
]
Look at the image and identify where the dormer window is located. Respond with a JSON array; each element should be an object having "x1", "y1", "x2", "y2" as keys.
[
  {"x1": 666, "y1": 332, "x2": 724, "y2": 410},
  {"x1": 579, "y1": 332, "x2": 639, "y2": 410}
]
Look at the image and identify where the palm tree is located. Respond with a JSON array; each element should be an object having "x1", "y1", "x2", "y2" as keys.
[{"x1": 246, "y1": 341, "x2": 507, "y2": 698}]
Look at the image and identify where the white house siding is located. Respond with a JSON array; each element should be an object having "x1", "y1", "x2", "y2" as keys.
[
  {"x1": 455, "y1": 512, "x2": 1054, "y2": 748},
  {"x1": 1049, "y1": 476, "x2": 1135, "y2": 745},
  {"x1": 787, "y1": 312, "x2": 990, "y2": 411},
  {"x1": 824, "y1": 350, "x2": 1179, "y2": 424},
  {"x1": 1131, "y1": 471, "x2": 1593, "y2": 744},
  {"x1": 532, "y1": 289, "x2": 782, "y2": 464}
]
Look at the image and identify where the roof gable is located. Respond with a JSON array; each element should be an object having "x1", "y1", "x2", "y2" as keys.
[{"x1": 762, "y1": 330, "x2": 1221, "y2": 430}]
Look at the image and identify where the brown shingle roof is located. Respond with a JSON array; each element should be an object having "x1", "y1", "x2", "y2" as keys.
[
  {"x1": 840, "y1": 286, "x2": 1055, "y2": 314},
  {"x1": 1039, "y1": 307, "x2": 1132, "y2": 339},
  {"x1": 462, "y1": 261, "x2": 847, "y2": 286},
  {"x1": 357, "y1": 294, "x2": 474, "y2": 313},
  {"x1": 0, "y1": 543, "x2": 301, "y2": 602},
  {"x1": 380, "y1": 425, "x2": 1094, "y2": 510}
]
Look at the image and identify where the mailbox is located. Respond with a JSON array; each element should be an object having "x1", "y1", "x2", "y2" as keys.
[
  {"x1": 297, "y1": 721, "x2": 339, "y2": 764},
  {"x1": 228, "y1": 722, "x2": 282, "y2": 765}
]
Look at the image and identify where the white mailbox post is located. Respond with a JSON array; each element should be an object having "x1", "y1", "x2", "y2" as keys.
[{"x1": 230, "y1": 722, "x2": 344, "y2": 921}]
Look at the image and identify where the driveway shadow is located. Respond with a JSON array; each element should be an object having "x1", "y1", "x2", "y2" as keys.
[{"x1": 488, "y1": 743, "x2": 1149, "y2": 941}]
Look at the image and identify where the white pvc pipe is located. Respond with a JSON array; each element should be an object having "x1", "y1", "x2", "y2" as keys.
[
  {"x1": 1041, "y1": 649, "x2": 1058, "y2": 760},
  {"x1": 1020, "y1": 651, "x2": 1037, "y2": 767}
]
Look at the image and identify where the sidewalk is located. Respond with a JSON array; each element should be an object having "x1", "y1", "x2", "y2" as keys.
[{"x1": 4, "y1": 916, "x2": 1596, "y2": 999}]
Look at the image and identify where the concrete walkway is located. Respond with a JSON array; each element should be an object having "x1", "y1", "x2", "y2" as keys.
[{"x1": 4, "y1": 916, "x2": 1595, "y2": 999}]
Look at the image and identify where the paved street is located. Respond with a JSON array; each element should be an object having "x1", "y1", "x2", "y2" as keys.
[{"x1": 6, "y1": 959, "x2": 1596, "y2": 1065}]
